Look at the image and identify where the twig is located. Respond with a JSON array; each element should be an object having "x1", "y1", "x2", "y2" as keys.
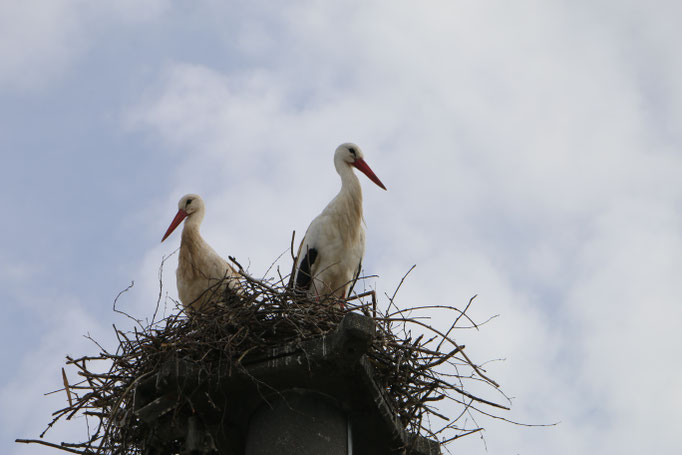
[
  {"x1": 15, "y1": 439, "x2": 86, "y2": 454},
  {"x1": 112, "y1": 281, "x2": 141, "y2": 328}
]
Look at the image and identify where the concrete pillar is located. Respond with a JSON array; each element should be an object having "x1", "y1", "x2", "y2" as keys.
[{"x1": 244, "y1": 389, "x2": 349, "y2": 455}]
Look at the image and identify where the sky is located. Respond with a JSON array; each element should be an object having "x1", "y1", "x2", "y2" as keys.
[{"x1": 2, "y1": 1, "x2": 681, "y2": 454}]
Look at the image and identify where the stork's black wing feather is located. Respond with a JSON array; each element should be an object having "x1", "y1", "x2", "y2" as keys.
[{"x1": 295, "y1": 247, "x2": 318, "y2": 291}]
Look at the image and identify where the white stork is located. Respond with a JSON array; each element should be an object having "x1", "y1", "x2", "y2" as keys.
[
  {"x1": 161, "y1": 194, "x2": 242, "y2": 312},
  {"x1": 293, "y1": 143, "x2": 386, "y2": 301}
]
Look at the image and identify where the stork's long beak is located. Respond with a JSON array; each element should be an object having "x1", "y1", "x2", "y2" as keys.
[
  {"x1": 352, "y1": 158, "x2": 387, "y2": 190},
  {"x1": 161, "y1": 209, "x2": 188, "y2": 242}
]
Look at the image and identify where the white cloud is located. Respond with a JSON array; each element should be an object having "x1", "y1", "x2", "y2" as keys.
[
  {"x1": 0, "y1": 0, "x2": 168, "y2": 91},
  {"x1": 125, "y1": 3, "x2": 682, "y2": 453},
  {"x1": 0, "y1": 1, "x2": 79, "y2": 90},
  {"x1": 0, "y1": 261, "x2": 41, "y2": 286},
  {"x1": 5, "y1": 1, "x2": 681, "y2": 454}
]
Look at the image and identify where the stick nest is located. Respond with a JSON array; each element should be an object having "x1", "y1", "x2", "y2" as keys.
[{"x1": 19, "y1": 262, "x2": 508, "y2": 454}]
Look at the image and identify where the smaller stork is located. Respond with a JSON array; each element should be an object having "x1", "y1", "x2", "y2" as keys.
[
  {"x1": 293, "y1": 143, "x2": 386, "y2": 302},
  {"x1": 161, "y1": 194, "x2": 242, "y2": 312}
]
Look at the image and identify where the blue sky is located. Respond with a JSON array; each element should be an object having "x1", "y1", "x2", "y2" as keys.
[{"x1": 2, "y1": 1, "x2": 682, "y2": 454}]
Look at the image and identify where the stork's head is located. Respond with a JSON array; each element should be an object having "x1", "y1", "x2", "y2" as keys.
[
  {"x1": 335, "y1": 143, "x2": 387, "y2": 190},
  {"x1": 161, "y1": 194, "x2": 205, "y2": 242}
]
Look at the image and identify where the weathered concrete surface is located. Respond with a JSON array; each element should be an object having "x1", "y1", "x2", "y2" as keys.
[{"x1": 245, "y1": 390, "x2": 348, "y2": 455}]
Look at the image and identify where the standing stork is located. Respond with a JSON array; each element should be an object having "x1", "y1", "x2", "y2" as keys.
[
  {"x1": 161, "y1": 194, "x2": 242, "y2": 312},
  {"x1": 293, "y1": 143, "x2": 386, "y2": 301}
]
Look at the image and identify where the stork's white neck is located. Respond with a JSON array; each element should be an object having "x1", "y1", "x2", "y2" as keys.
[
  {"x1": 335, "y1": 157, "x2": 362, "y2": 201},
  {"x1": 328, "y1": 159, "x2": 364, "y2": 245},
  {"x1": 180, "y1": 210, "x2": 211, "y2": 274},
  {"x1": 181, "y1": 209, "x2": 205, "y2": 240}
]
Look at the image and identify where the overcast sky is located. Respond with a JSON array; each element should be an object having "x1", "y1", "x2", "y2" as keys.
[{"x1": 2, "y1": 1, "x2": 681, "y2": 454}]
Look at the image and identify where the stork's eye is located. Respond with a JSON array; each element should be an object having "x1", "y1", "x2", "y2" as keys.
[
  {"x1": 186, "y1": 199, "x2": 193, "y2": 206},
  {"x1": 348, "y1": 147, "x2": 357, "y2": 156}
]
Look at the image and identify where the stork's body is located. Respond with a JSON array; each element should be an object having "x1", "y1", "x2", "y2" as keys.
[
  {"x1": 162, "y1": 194, "x2": 241, "y2": 312},
  {"x1": 293, "y1": 143, "x2": 386, "y2": 300}
]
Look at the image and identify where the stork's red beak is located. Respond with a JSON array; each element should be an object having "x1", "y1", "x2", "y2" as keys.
[
  {"x1": 352, "y1": 158, "x2": 387, "y2": 190},
  {"x1": 161, "y1": 209, "x2": 188, "y2": 242}
]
